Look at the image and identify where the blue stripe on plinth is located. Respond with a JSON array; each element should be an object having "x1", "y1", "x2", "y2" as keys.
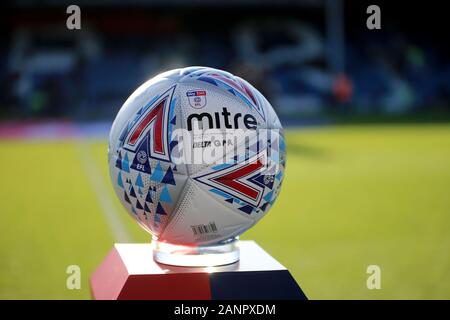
[{"x1": 209, "y1": 270, "x2": 307, "y2": 300}]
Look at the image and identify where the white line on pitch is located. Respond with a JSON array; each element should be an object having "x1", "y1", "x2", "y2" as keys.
[{"x1": 77, "y1": 140, "x2": 132, "y2": 243}]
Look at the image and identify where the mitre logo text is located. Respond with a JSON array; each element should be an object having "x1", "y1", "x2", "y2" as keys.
[{"x1": 187, "y1": 107, "x2": 257, "y2": 131}]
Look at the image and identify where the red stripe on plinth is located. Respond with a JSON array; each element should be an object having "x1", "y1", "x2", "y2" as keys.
[
  {"x1": 90, "y1": 247, "x2": 129, "y2": 300},
  {"x1": 118, "y1": 273, "x2": 211, "y2": 300}
]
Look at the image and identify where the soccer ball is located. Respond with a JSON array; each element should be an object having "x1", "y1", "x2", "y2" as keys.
[{"x1": 108, "y1": 67, "x2": 286, "y2": 245}]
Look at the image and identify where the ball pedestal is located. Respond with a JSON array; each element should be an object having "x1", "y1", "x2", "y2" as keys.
[
  {"x1": 90, "y1": 240, "x2": 307, "y2": 300},
  {"x1": 152, "y1": 237, "x2": 240, "y2": 267}
]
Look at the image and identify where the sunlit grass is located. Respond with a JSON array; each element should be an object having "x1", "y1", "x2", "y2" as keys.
[{"x1": 1, "y1": 124, "x2": 449, "y2": 299}]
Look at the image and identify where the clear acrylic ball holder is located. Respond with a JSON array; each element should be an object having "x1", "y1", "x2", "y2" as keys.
[{"x1": 152, "y1": 236, "x2": 240, "y2": 267}]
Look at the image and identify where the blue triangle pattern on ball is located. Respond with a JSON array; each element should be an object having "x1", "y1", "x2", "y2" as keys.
[
  {"x1": 129, "y1": 185, "x2": 137, "y2": 198},
  {"x1": 135, "y1": 173, "x2": 144, "y2": 188},
  {"x1": 160, "y1": 185, "x2": 173, "y2": 203},
  {"x1": 122, "y1": 153, "x2": 130, "y2": 173},
  {"x1": 259, "y1": 202, "x2": 269, "y2": 211},
  {"x1": 161, "y1": 167, "x2": 176, "y2": 185},
  {"x1": 238, "y1": 204, "x2": 254, "y2": 215},
  {"x1": 115, "y1": 151, "x2": 122, "y2": 170},
  {"x1": 145, "y1": 190, "x2": 153, "y2": 203},
  {"x1": 263, "y1": 191, "x2": 273, "y2": 202},
  {"x1": 150, "y1": 162, "x2": 164, "y2": 182},
  {"x1": 156, "y1": 202, "x2": 167, "y2": 215},
  {"x1": 123, "y1": 191, "x2": 131, "y2": 204},
  {"x1": 276, "y1": 171, "x2": 283, "y2": 181},
  {"x1": 117, "y1": 172, "x2": 124, "y2": 189}
]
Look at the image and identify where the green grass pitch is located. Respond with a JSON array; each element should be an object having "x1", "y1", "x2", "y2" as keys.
[{"x1": 1, "y1": 124, "x2": 449, "y2": 299}]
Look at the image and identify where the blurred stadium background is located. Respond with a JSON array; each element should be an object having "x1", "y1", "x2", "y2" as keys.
[{"x1": 0, "y1": 0, "x2": 449, "y2": 299}]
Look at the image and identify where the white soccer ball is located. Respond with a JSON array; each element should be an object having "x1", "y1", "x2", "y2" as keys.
[{"x1": 108, "y1": 67, "x2": 286, "y2": 245}]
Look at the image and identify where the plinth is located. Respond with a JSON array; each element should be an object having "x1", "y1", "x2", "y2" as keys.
[{"x1": 90, "y1": 240, "x2": 307, "y2": 300}]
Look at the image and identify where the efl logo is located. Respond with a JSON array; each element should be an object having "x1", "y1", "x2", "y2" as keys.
[{"x1": 187, "y1": 90, "x2": 207, "y2": 109}]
